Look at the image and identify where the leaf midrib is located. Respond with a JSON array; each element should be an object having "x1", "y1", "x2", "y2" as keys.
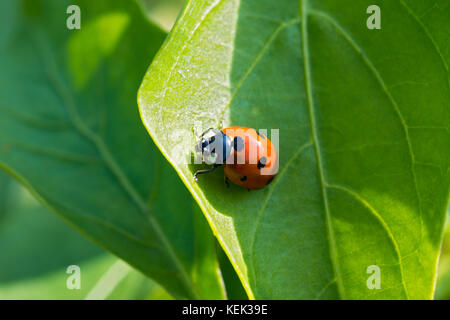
[
  {"x1": 300, "y1": 1, "x2": 418, "y2": 299},
  {"x1": 300, "y1": 0, "x2": 342, "y2": 299}
]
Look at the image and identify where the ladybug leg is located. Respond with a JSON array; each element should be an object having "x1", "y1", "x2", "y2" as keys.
[
  {"x1": 224, "y1": 176, "x2": 230, "y2": 188},
  {"x1": 194, "y1": 164, "x2": 220, "y2": 181}
]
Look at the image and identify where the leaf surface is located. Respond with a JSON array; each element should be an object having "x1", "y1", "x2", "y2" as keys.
[{"x1": 139, "y1": 0, "x2": 450, "y2": 299}]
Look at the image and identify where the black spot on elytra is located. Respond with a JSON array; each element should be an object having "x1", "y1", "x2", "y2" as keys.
[
  {"x1": 257, "y1": 157, "x2": 267, "y2": 169},
  {"x1": 233, "y1": 136, "x2": 244, "y2": 151},
  {"x1": 256, "y1": 130, "x2": 266, "y2": 139},
  {"x1": 240, "y1": 176, "x2": 247, "y2": 182}
]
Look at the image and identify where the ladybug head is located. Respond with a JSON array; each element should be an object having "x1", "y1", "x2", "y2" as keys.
[{"x1": 196, "y1": 128, "x2": 232, "y2": 165}]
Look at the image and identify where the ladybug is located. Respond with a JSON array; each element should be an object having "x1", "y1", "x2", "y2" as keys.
[{"x1": 194, "y1": 126, "x2": 278, "y2": 190}]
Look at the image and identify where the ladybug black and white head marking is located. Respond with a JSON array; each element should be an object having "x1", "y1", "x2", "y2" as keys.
[{"x1": 196, "y1": 128, "x2": 232, "y2": 165}]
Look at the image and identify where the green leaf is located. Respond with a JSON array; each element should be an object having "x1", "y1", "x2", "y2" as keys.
[
  {"x1": 0, "y1": 181, "x2": 172, "y2": 300},
  {"x1": 1, "y1": 253, "x2": 172, "y2": 300},
  {"x1": 0, "y1": 182, "x2": 103, "y2": 285},
  {"x1": 139, "y1": 0, "x2": 450, "y2": 299},
  {"x1": 0, "y1": 0, "x2": 225, "y2": 299}
]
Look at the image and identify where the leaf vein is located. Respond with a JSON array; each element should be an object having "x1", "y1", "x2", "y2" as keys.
[
  {"x1": 309, "y1": 9, "x2": 432, "y2": 298},
  {"x1": 399, "y1": 0, "x2": 449, "y2": 89},
  {"x1": 314, "y1": 277, "x2": 336, "y2": 299},
  {"x1": 325, "y1": 183, "x2": 409, "y2": 298},
  {"x1": 248, "y1": 141, "x2": 313, "y2": 287}
]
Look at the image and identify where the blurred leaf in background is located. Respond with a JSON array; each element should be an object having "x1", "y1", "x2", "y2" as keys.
[
  {"x1": 141, "y1": 0, "x2": 187, "y2": 31},
  {"x1": 0, "y1": 180, "x2": 102, "y2": 285},
  {"x1": 0, "y1": 176, "x2": 171, "y2": 299},
  {"x1": 0, "y1": 0, "x2": 226, "y2": 299}
]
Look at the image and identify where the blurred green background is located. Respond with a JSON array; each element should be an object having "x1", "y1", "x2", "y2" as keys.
[
  {"x1": 0, "y1": 169, "x2": 173, "y2": 299},
  {"x1": 141, "y1": 0, "x2": 186, "y2": 32}
]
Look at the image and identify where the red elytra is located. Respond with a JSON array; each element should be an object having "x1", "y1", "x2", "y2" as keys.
[{"x1": 194, "y1": 126, "x2": 278, "y2": 190}]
